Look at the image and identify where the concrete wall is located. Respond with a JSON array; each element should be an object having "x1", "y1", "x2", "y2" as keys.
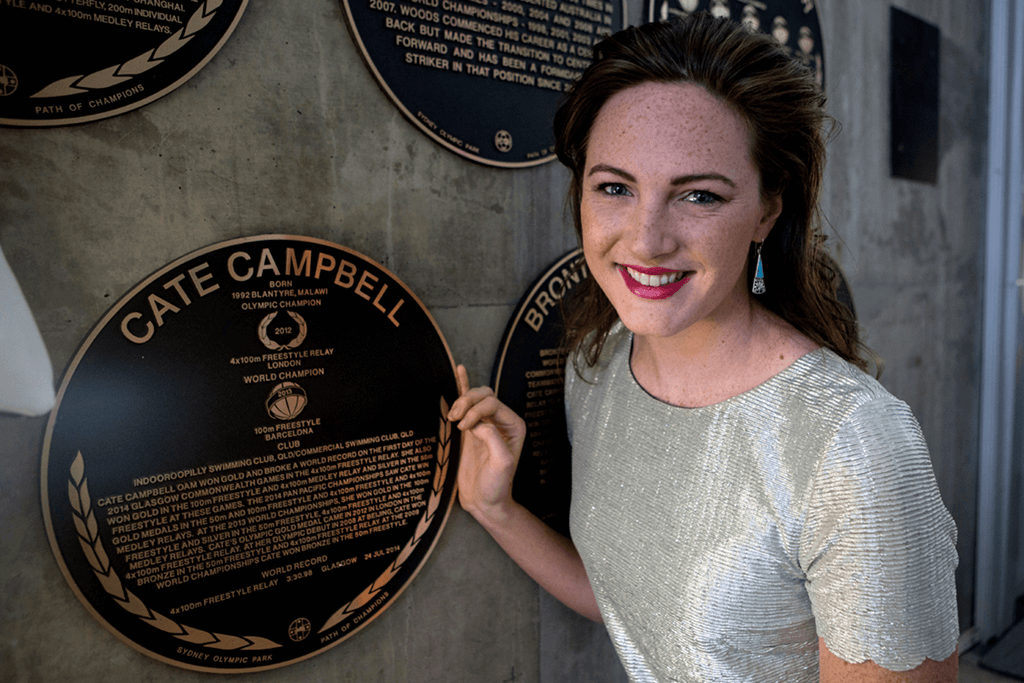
[
  {"x1": 0, "y1": 0, "x2": 988, "y2": 681},
  {"x1": 821, "y1": 0, "x2": 989, "y2": 634}
]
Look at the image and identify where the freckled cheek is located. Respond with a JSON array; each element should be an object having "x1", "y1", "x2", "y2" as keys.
[
  {"x1": 699, "y1": 241, "x2": 751, "y2": 283},
  {"x1": 690, "y1": 230, "x2": 748, "y2": 273},
  {"x1": 580, "y1": 217, "x2": 622, "y2": 291},
  {"x1": 581, "y1": 232, "x2": 612, "y2": 279},
  {"x1": 580, "y1": 206, "x2": 615, "y2": 255}
]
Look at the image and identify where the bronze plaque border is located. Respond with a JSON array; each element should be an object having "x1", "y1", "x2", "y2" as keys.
[
  {"x1": 0, "y1": 0, "x2": 248, "y2": 127},
  {"x1": 40, "y1": 234, "x2": 460, "y2": 672}
]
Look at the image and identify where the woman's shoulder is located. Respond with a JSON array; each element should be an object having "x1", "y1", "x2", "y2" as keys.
[
  {"x1": 780, "y1": 349, "x2": 943, "y2": 528},
  {"x1": 758, "y1": 345, "x2": 931, "y2": 487},
  {"x1": 782, "y1": 346, "x2": 896, "y2": 414},
  {"x1": 566, "y1": 321, "x2": 631, "y2": 389}
]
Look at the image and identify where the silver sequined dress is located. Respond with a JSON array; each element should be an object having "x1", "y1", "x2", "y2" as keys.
[{"x1": 566, "y1": 324, "x2": 958, "y2": 682}]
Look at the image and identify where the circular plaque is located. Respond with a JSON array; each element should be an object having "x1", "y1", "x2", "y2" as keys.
[
  {"x1": 644, "y1": 0, "x2": 824, "y2": 87},
  {"x1": 340, "y1": 0, "x2": 624, "y2": 166},
  {"x1": 41, "y1": 235, "x2": 460, "y2": 672},
  {"x1": 0, "y1": 0, "x2": 247, "y2": 126},
  {"x1": 492, "y1": 248, "x2": 584, "y2": 535}
]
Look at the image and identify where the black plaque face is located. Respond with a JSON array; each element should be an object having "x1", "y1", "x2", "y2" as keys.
[
  {"x1": 492, "y1": 248, "x2": 585, "y2": 535},
  {"x1": 0, "y1": 0, "x2": 247, "y2": 126},
  {"x1": 340, "y1": 0, "x2": 624, "y2": 166},
  {"x1": 644, "y1": 0, "x2": 825, "y2": 88},
  {"x1": 41, "y1": 235, "x2": 460, "y2": 672},
  {"x1": 889, "y1": 6, "x2": 938, "y2": 184}
]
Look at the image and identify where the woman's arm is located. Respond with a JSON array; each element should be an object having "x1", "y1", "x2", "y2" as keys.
[
  {"x1": 819, "y1": 639, "x2": 957, "y2": 683},
  {"x1": 448, "y1": 365, "x2": 602, "y2": 622},
  {"x1": 804, "y1": 396, "x2": 959, "y2": 678}
]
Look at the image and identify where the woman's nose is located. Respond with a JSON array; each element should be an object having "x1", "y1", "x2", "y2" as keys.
[{"x1": 630, "y1": 201, "x2": 677, "y2": 261}]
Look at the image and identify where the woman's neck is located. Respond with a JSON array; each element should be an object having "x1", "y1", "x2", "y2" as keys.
[{"x1": 630, "y1": 304, "x2": 816, "y2": 408}]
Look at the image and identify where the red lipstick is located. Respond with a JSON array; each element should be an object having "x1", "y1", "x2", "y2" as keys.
[{"x1": 618, "y1": 265, "x2": 690, "y2": 300}]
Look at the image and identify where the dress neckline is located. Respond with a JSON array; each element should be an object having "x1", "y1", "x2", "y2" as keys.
[{"x1": 624, "y1": 330, "x2": 828, "y2": 412}]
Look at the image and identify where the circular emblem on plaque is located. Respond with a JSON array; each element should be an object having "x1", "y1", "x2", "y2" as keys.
[
  {"x1": 266, "y1": 381, "x2": 308, "y2": 421},
  {"x1": 0, "y1": 0, "x2": 248, "y2": 126},
  {"x1": 492, "y1": 248, "x2": 586, "y2": 535},
  {"x1": 0, "y1": 65, "x2": 17, "y2": 96},
  {"x1": 644, "y1": 0, "x2": 825, "y2": 87},
  {"x1": 339, "y1": 0, "x2": 624, "y2": 166},
  {"x1": 41, "y1": 235, "x2": 460, "y2": 672},
  {"x1": 288, "y1": 618, "x2": 312, "y2": 642},
  {"x1": 258, "y1": 310, "x2": 308, "y2": 350},
  {"x1": 494, "y1": 130, "x2": 513, "y2": 153}
]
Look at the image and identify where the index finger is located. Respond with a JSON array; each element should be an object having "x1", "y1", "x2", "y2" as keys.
[{"x1": 456, "y1": 364, "x2": 470, "y2": 396}]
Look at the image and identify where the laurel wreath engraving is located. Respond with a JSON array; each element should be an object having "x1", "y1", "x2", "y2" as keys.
[
  {"x1": 319, "y1": 396, "x2": 453, "y2": 632},
  {"x1": 67, "y1": 451, "x2": 282, "y2": 651},
  {"x1": 68, "y1": 395, "x2": 454, "y2": 645},
  {"x1": 33, "y1": 0, "x2": 224, "y2": 98},
  {"x1": 258, "y1": 311, "x2": 308, "y2": 351}
]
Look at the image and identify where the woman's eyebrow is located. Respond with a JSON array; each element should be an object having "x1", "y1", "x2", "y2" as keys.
[
  {"x1": 587, "y1": 164, "x2": 736, "y2": 188},
  {"x1": 587, "y1": 164, "x2": 635, "y2": 181},
  {"x1": 670, "y1": 173, "x2": 736, "y2": 187}
]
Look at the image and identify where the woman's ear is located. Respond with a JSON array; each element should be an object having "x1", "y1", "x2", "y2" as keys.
[{"x1": 757, "y1": 193, "x2": 783, "y2": 241}]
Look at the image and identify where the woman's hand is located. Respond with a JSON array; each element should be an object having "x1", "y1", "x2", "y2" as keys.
[
  {"x1": 448, "y1": 365, "x2": 527, "y2": 524},
  {"x1": 447, "y1": 364, "x2": 602, "y2": 622}
]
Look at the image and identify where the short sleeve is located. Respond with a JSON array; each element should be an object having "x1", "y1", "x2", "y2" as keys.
[
  {"x1": 564, "y1": 360, "x2": 577, "y2": 446},
  {"x1": 800, "y1": 397, "x2": 958, "y2": 671}
]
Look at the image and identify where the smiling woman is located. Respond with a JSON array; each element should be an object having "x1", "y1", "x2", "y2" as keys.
[
  {"x1": 578, "y1": 82, "x2": 784, "y2": 380},
  {"x1": 556, "y1": 14, "x2": 859, "y2": 378},
  {"x1": 448, "y1": 12, "x2": 959, "y2": 683}
]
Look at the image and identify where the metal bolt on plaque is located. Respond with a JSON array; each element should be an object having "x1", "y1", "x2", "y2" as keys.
[{"x1": 41, "y1": 235, "x2": 461, "y2": 672}]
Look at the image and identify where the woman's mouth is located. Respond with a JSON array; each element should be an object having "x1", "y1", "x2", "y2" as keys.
[{"x1": 618, "y1": 266, "x2": 691, "y2": 300}]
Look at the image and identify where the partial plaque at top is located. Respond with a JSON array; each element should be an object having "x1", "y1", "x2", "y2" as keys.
[
  {"x1": 0, "y1": 0, "x2": 247, "y2": 126},
  {"x1": 644, "y1": 0, "x2": 824, "y2": 88},
  {"x1": 41, "y1": 235, "x2": 460, "y2": 672},
  {"x1": 492, "y1": 248, "x2": 586, "y2": 535},
  {"x1": 341, "y1": 0, "x2": 624, "y2": 166}
]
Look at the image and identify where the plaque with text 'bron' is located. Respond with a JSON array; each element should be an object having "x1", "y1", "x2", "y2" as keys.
[
  {"x1": 340, "y1": 0, "x2": 624, "y2": 166},
  {"x1": 492, "y1": 248, "x2": 585, "y2": 535},
  {"x1": 644, "y1": 0, "x2": 824, "y2": 88},
  {"x1": 0, "y1": 0, "x2": 247, "y2": 126},
  {"x1": 41, "y1": 235, "x2": 460, "y2": 672}
]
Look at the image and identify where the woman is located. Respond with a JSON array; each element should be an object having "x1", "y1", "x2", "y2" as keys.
[{"x1": 448, "y1": 13, "x2": 958, "y2": 683}]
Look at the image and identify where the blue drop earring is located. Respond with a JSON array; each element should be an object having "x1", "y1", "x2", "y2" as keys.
[{"x1": 752, "y1": 242, "x2": 766, "y2": 295}]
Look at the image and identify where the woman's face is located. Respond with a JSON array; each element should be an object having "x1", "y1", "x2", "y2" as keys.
[{"x1": 580, "y1": 81, "x2": 781, "y2": 342}]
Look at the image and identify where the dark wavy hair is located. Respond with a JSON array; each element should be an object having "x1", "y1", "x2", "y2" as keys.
[{"x1": 554, "y1": 12, "x2": 868, "y2": 372}]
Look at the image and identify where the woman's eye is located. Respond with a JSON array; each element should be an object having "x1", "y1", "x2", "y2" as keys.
[
  {"x1": 683, "y1": 190, "x2": 721, "y2": 205},
  {"x1": 598, "y1": 183, "x2": 631, "y2": 197}
]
